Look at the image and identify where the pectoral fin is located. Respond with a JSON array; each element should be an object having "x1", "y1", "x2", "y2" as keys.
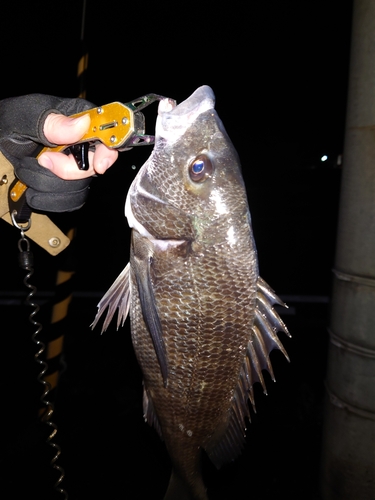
[
  {"x1": 91, "y1": 263, "x2": 131, "y2": 333},
  {"x1": 132, "y1": 250, "x2": 168, "y2": 386}
]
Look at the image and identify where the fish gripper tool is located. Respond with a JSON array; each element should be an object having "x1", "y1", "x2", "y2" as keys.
[{"x1": 9, "y1": 93, "x2": 168, "y2": 205}]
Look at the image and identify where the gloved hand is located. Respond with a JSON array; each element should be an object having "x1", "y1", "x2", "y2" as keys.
[{"x1": 0, "y1": 94, "x2": 117, "y2": 212}]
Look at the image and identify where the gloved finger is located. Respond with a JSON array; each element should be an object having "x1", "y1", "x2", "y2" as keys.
[
  {"x1": 43, "y1": 113, "x2": 91, "y2": 145},
  {"x1": 13, "y1": 156, "x2": 91, "y2": 193},
  {"x1": 90, "y1": 143, "x2": 119, "y2": 174},
  {"x1": 38, "y1": 151, "x2": 95, "y2": 179},
  {"x1": 0, "y1": 94, "x2": 94, "y2": 146},
  {"x1": 26, "y1": 185, "x2": 90, "y2": 212},
  {"x1": 38, "y1": 144, "x2": 118, "y2": 179},
  {"x1": 37, "y1": 147, "x2": 119, "y2": 179},
  {"x1": 9, "y1": 155, "x2": 91, "y2": 212}
]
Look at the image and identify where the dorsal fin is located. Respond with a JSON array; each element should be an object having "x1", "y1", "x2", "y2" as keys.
[{"x1": 205, "y1": 277, "x2": 290, "y2": 469}]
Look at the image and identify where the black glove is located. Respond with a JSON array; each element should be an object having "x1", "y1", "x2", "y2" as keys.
[{"x1": 0, "y1": 94, "x2": 94, "y2": 212}]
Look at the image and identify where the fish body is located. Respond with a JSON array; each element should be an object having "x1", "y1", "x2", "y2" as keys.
[{"x1": 93, "y1": 86, "x2": 290, "y2": 499}]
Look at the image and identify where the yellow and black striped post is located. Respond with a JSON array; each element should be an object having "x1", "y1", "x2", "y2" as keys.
[
  {"x1": 77, "y1": 0, "x2": 89, "y2": 99},
  {"x1": 38, "y1": 227, "x2": 76, "y2": 419},
  {"x1": 77, "y1": 52, "x2": 89, "y2": 99},
  {"x1": 39, "y1": 0, "x2": 88, "y2": 418}
]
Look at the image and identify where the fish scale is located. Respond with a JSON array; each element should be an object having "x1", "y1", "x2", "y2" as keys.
[{"x1": 92, "y1": 85, "x2": 290, "y2": 499}]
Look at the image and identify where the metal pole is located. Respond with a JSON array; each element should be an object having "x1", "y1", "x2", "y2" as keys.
[{"x1": 320, "y1": 0, "x2": 375, "y2": 498}]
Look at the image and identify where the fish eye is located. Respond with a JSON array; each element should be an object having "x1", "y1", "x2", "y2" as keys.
[{"x1": 188, "y1": 154, "x2": 214, "y2": 183}]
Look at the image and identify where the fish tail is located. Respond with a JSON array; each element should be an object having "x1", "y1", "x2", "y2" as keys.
[
  {"x1": 163, "y1": 471, "x2": 191, "y2": 500},
  {"x1": 163, "y1": 469, "x2": 208, "y2": 500}
]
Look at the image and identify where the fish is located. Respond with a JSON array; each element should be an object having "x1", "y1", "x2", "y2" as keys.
[{"x1": 92, "y1": 85, "x2": 290, "y2": 499}]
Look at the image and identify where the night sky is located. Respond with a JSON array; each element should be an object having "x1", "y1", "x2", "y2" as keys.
[{"x1": 1, "y1": 0, "x2": 352, "y2": 159}]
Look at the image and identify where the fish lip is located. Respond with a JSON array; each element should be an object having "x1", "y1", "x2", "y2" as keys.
[
  {"x1": 156, "y1": 85, "x2": 216, "y2": 143},
  {"x1": 161, "y1": 85, "x2": 215, "y2": 117}
]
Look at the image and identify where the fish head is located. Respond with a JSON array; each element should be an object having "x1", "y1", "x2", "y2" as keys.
[{"x1": 126, "y1": 85, "x2": 251, "y2": 246}]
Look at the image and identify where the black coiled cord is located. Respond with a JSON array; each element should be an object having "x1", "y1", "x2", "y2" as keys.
[{"x1": 14, "y1": 212, "x2": 68, "y2": 499}]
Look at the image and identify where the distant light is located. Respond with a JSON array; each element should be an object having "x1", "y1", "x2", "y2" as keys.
[{"x1": 321, "y1": 155, "x2": 328, "y2": 162}]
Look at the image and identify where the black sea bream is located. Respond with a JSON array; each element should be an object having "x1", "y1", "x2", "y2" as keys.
[{"x1": 92, "y1": 86, "x2": 290, "y2": 499}]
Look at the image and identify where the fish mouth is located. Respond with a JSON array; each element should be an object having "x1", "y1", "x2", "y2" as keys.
[{"x1": 156, "y1": 85, "x2": 216, "y2": 143}]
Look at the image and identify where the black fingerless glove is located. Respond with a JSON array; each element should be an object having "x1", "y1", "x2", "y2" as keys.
[{"x1": 0, "y1": 94, "x2": 94, "y2": 212}]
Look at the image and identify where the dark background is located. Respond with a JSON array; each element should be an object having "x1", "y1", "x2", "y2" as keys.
[{"x1": 1, "y1": 1, "x2": 353, "y2": 499}]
